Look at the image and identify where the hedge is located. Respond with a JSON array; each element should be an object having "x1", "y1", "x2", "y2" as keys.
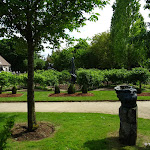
[{"x1": 0, "y1": 67, "x2": 149, "y2": 91}]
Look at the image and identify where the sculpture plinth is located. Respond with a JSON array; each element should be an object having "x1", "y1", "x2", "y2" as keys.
[{"x1": 115, "y1": 85, "x2": 137, "y2": 146}]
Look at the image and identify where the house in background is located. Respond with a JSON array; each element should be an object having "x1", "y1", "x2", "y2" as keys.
[{"x1": 0, "y1": 55, "x2": 11, "y2": 72}]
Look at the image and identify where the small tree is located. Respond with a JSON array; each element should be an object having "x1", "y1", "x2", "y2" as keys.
[
  {"x1": 54, "y1": 85, "x2": 60, "y2": 94},
  {"x1": 128, "y1": 67, "x2": 150, "y2": 93},
  {"x1": 0, "y1": 116, "x2": 15, "y2": 150},
  {"x1": 0, "y1": 0, "x2": 108, "y2": 131},
  {"x1": 8, "y1": 74, "x2": 19, "y2": 94},
  {"x1": 0, "y1": 72, "x2": 10, "y2": 94},
  {"x1": 68, "y1": 84, "x2": 75, "y2": 94}
]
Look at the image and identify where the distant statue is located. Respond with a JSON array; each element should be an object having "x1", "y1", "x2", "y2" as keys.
[
  {"x1": 47, "y1": 63, "x2": 54, "y2": 70},
  {"x1": 71, "y1": 57, "x2": 77, "y2": 84}
]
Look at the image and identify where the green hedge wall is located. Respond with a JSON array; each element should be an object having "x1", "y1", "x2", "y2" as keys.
[{"x1": 0, "y1": 67, "x2": 149, "y2": 90}]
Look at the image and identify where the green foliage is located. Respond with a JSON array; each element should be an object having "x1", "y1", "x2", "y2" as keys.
[
  {"x1": 0, "y1": 87, "x2": 2, "y2": 94},
  {"x1": 74, "y1": 39, "x2": 90, "y2": 68},
  {"x1": 0, "y1": 38, "x2": 28, "y2": 72},
  {"x1": 51, "y1": 48, "x2": 73, "y2": 71},
  {"x1": 128, "y1": 67, "x2": 150, "y2": 84},
  {"x1": 8, "y1": 74, "x2": 19, "y2": 87},
  {"x1": 77, "y1": 68, "x2": 150, "y2": 89},
  {"x1": 0, "y1": 116, "x2": 15, "y2": 150},
  {"x1": 110, "y1": 0, "x2": 147, "y2": 69},
  {"x1": 103, "y1": 68, "x2": 128, "y2": 85},
  {"x1": 88, "y1": 32, "x2": 113, "y2": 69},
  {"x1": 54, "y1": 85, "x2": 60, "y2": 94},
  {"x1": 0, "y1": 72, "x2": 10, "y2": 88},
  {"x1": 35, "y1": 70, "x2": 60, "y2": 86},
  {"x1": 34, "y1": 54, "x2": 46, "y2": 70},
  {"x1": 0, "y1": 0, "x2": 108, "y2": 132},
  {"x1": 82, "y1": 84, "x2": 88, "y2": 93},
  {"x1": 12, "y1": 86, "x2": 17, "y2": 94},
  {"x1": 18, "y1": 73, "x2": 28, "y2": 87},
  {"x1": 128, "y1": 67, "x2": 150, "y2": 93},
  {"x1": 1, "y1": 67, "x2": 150, "y2": 92},
  {"x1": 68, "y1": 84, "x2": 75, "y2": 94},
  {"x1": 59, "y1": 70, "x2": 71, "y2": 84},
  {"x1": 34, "y1": 72, "x2": 46, "y2": 87},
  {"x1": 77, "y1": 68, "x2": 104, "y2": 90}
]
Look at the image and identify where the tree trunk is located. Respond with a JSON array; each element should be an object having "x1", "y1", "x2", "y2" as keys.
[{"x1": 27, "y1": 39, "x2": 37, "y2": 131}]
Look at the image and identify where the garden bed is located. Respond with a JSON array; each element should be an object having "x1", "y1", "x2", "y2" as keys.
[
  {"x1": 137, "y1": 93, "x2": 150, "y2": 96},
  {"x1": 11, "y1": 122, "x2": 55, "y2": 141},
  {"x1": 0, "y1": 93, "x2": 23, "y2": 97},
  {"x1": 49, "y1": 93, "x2": 94, "y2": 97}
]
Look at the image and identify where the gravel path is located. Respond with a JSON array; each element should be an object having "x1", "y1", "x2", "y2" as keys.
[{"x1": 0, "y1": 101, "x2": 150, "y2": 119}]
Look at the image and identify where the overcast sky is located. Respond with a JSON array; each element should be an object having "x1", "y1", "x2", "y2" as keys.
[{"x1": 41, "y1": 0, "x2": 150, "y2": 58}]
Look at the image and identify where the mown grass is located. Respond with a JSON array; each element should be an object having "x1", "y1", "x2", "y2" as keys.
[
  {"x1": 0, "y1": 90, "x2": 150, "y2": 102},
  {"x1": 0, "y1": 112, "x2": 150, "y2": 150}
]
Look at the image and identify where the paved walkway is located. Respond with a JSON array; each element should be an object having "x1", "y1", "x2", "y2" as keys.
[{"x1": 0, "y1": 101, "x2": 150, "y2": 119}]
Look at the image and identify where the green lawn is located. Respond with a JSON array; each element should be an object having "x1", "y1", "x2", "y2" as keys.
[
  {"x1": 0, "y1": 90, "x2": 150, "y2": 102},
  {"x1": 0, "y1": 112, "x2": 150, "y2": 150}
]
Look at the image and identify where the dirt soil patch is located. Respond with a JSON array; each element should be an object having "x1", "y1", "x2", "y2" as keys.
[
  {"x1": 11, "y1": 122, "x2": 55, "y2": 141},
  {"x1": 0, "y1": 93, "x2": 23, "y2": 97},
  {"x1": 138, "y1": 93, "x2": 150, "y2": 96},
  {"x1": 49, "y1": 93, "x2": 94, "y2": 97}
]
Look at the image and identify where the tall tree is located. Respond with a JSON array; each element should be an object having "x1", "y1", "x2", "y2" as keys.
[
  {"x1": 88, "y1": 32, "x2": 112, "y2": 69},
  {"x1": 0, "y1": 0, "x2": 108, "y2": 131},
  {"x1": 74, "y1": 39, "x2": 90, "y2": 68},
  {"x1": 110, "y1": 0, "x2": 147, "y2": 69},
  {"x1": 51, "y1": 48, "x2": 73, "y2": 71}
]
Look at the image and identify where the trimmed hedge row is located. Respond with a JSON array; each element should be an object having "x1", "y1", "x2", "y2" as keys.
[
  {"x1": 77, "y1": 68, "x2": 104, "y2": 90},
  {"x1": 77, "y1": 67, "x2": 150, "y2": 90},
  {"x1": 0, "y1": 67, "x2": 149, "y2": 92},
  {"x1": 0, "y1": 70, "x2": 71, "y2": 90}
]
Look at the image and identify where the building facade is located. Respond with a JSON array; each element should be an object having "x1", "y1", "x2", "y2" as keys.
[{"x1": 0, "y1": 55, "x2": 11, "y2": 72}]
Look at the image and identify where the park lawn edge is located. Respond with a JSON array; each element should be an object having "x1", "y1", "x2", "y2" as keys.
[
  {"x1": 0, "y1": 112, "x2": 150, "y2": 150},
  {"x1": 0, "y1": 90, "x2": 150, "y2": 102}
]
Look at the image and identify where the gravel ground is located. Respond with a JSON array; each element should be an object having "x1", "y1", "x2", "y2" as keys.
[{"x1": 0, "y1": 101, "x2": 150, "y2": 119}]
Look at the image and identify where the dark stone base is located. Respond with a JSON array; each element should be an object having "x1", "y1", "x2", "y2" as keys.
[{"x1": 119, "y1": 106, "x2": 137, "y2": 145}]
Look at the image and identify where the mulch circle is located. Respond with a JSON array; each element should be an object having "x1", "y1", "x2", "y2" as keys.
[
  {"x1": 49, "y1": 93, "x2": 94, "y2": 97},
  {"x1": 0, "y1": 93, "x2": 23, "y2": 97},
  {"x1": 11, "y1": 122, "x2": 55, "y2": 141},
  {"x1": 137, "y1": 93, "x2": 150, "y2": 96}
]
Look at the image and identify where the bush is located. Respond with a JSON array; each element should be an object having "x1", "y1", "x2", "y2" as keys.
[
  {"x1": 103, "y1": 68, "x2": 128, "y2": 85},
  {"x1": 36, "y1": 70, "x2": 59, "y2": 86},
  {"x1": 0, "y1": 86, "x2": 2, "y2": 94},
  {"x1": 34, "y1": 73, "x2": 46, "y2": 87},
  {"x1": 18, "y1": 73, "x2": 28, "y2": 87},
  {"x1": 59, "y1": 70, "x2": 71, "y2": 84},
  {"x1": 68, "y1": 84, "x2": 75, "y2": 94},
  {"x1": 82, "y1": 84, "x2": 88, "y2": 93},
  {"x1": 0, "y1": 71, "x2": 10, "y2": 91},
  {"x1": 12, "y1": 86, "x2": 17, "y2": 94},
  {"x1": 77, "y1": 68, "x2": 104, "y2": 90},
  {"x1": 0, "y1": 116, "x2": 15, "y2": 150},
  {"x1": 128, "y1": 67, "x2": 150, "y2": 92},
  {"x1": 54, "y1": 85, "x2": 60, "y2": 94}
]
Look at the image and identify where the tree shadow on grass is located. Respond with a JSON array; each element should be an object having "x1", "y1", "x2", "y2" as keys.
[{"x1": 84, "y1": 136, "x2": 149, "y2": 150}]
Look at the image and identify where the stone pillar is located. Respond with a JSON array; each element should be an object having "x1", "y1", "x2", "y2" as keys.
[
  {"x1": 114, "y1": 85, "x2": 138, "y2": 146},
  {"x1": 119, "y1": 106, "x2": 137, "y2": 145}
]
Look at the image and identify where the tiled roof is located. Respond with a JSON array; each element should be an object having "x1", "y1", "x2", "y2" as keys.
[{"x1": 0, "y1": 55, "x2": 11, "y2": 66}]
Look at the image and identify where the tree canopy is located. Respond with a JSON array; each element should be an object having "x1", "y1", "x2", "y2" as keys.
[{"x1": 110, "y1": 0, "x2": 147, "y2": 69}]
